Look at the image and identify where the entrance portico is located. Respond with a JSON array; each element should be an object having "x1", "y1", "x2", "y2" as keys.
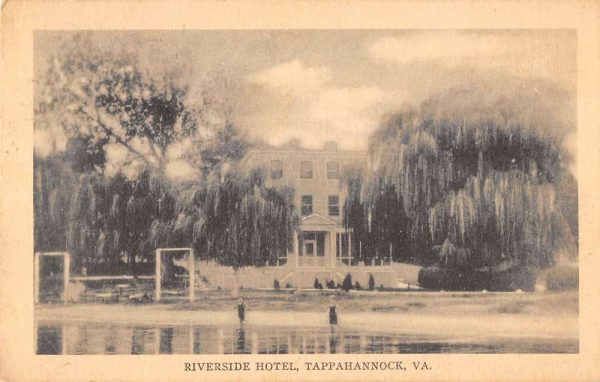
[{"x1": 295, "y1": 213, "x2": 338, "y2": 269}]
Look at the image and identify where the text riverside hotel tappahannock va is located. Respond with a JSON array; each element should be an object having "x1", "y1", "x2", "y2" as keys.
[{"x1": 184, "y1": 360, "x2": 432, "y2": 372}]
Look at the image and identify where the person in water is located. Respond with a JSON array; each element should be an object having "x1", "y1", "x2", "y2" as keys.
[
  {"x1": 237, "y1": 297, "x2": 246, "y2": 323},
  {"x1": 329, "y1": 295, "x2": 338, "y2": 325}
]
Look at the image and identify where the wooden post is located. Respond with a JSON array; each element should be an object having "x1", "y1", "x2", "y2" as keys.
[
  {"x1": 188, "y1": 325, "x2": 194, "y2": 354},
  {"x1": 360, "y1": 335, "x2": 368, "y2": 353},
  {"x1": 63, "y1": 252, "x2": 70, "y2": 303},
  {"x1": 251, "y1": 331, "x2": 258, "y2": 354},
  {"x1": 61, "y1": 326, "x2": 67, "y2": 355},
  {"x1": 217, "y1": 328, "x2": 224, "y2": 354},
  {"x1": 189, "y1": 249, "x2": 195, "y2": 302},
  {"x1": 155, "y1": 249, "x2": 161, "y2": 302},
  {"x1": 34, "y1": 253, "x2": 40, "y2": 304},
  {"x1": 154, "y1": 328, "x2": 160, "y2": 354}
]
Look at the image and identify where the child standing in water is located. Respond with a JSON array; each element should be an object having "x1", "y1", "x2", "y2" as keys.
[
  {"x1": 329, "y1": 295, "x2": 338, "y2": 325},
  {"x1": 237, "y1": 297, "x2": 246, "y2": 323}
]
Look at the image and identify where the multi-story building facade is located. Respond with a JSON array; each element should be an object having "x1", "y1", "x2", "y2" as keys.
[
  {"x1": 235, "y1": 142, "x2": 398, "y2": 288},
  {"x1": 244, "y1": 142, "x2": 365, "y2": 267}
]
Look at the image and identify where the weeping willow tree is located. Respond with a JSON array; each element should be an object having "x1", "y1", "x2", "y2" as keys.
[
  {"x1": 343, "y1": 170, "x2": 410, "y2": 264},
  {"x1": 56, "y1": 152, "x2": 298, "y2": 274},
  {"x1": 356, "y1": 80, "x2": 577, "y2": 275},
  {"x1": 219, "y1": 170, "x2": 298, "y2": 269},
  {"x1": 146, "y1": 168, "x2": 298, "y2": 270},
  {"x1": 64, "y1": 170, "x2": 156, "y2": 274},
  {"x1": 34, "y1": 156, "x2": 76, "y2": 252}
]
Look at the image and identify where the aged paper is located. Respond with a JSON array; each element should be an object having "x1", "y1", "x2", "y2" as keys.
[{"x1": 1, "y1": 0, "x2": 599, "y2": 381}]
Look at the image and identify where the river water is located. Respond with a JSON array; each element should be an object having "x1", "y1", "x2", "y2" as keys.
[{"x1": 35, "y1": 322, "x2": 577, "y2": 354}]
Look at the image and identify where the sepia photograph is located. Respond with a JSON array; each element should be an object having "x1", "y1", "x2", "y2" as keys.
[{"x1": 31, "y1": 29, "x2": 580, "y2": 356}]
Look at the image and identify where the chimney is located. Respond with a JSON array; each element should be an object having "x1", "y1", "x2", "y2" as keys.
[{"x1": 324, "y1": 141, "x2": 338, "y2": 152}]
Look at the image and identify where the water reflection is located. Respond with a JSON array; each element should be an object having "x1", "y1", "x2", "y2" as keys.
[{"x1": 35, "y1": 322, "x2": 578, "y2": 355}]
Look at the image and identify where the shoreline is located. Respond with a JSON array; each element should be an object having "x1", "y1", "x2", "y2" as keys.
[{"x1": 35, "y1": 295, "x2": 578, "y2": 341}]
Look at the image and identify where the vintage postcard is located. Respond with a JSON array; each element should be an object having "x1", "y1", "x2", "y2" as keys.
[{"x1": 1, "y1": 0, "x2": 599, "y2": 381}]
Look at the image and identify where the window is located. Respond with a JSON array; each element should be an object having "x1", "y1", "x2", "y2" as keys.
[
  {"x1": 327, "y1": 161, "x2": 339, "y2": 179},
  {"x1": 300, "y1": 161, "x2": 313, "y2": 179},
  {"x1": 301, "y1": 195, "x2": 313, "y2": 216},
  {"x1": 271, "y1": 160, "x2": 283, "y2": 179},
  {"x1": 328, "y1": 195, "x2": 340, "y2": 216}
]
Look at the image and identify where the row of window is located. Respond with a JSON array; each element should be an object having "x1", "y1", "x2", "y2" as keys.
[
  {"x1": 271, "y1": 160, "x2": 339, "y2": 180},
  {"x1": 301, "y1": 195, "x2": 339, "y2": 216}
]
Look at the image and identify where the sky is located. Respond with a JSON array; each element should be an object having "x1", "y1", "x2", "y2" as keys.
[{"x1": 35, "y1": 30, "x2": 577, "y2": 153}]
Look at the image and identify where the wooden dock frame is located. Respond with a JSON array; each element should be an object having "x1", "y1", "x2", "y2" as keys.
[
  {"x1": 34, "y1": 251, "x2": 70, "y2": 303},
  {"x1": 155, "y1": 247, "x2": 195, "y2": 302}
]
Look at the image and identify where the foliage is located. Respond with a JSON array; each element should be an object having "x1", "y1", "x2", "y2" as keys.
[
  {"x1": 417, "y1": 266, "x2": 537, "y2": 291},
  {"x1": 34, "y1": 35, "x2": 297, "y2": 274},
  {"x1": 215, "y1": 170, "x2": 298, "y2": 269},
  {"x1": 54, "y1": 164, "x2": 298, "y2": 273},
  {"x1": 34, "y1": 155, "x2": 76, "y2": 253},
  {"x1": 37, "y1": 36, "x2": 193, "y2": 175},
  {"x1": 346, "y1": 82, "x2": 577, "y2": 273},
  {"x1": 343, "y1": 174, "x2": 410, "y2": 264}
]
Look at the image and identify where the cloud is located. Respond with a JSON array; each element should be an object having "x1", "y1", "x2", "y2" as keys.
[
  {"x1": 369, "y1": 32, "x2": 576, "y2": 89},
  {"x1": 249, "y1": 60, "x2": 331, "y2": 98},
  {"x1": 309, "y1": 87, "x2": 386, "y2": 134},
  {"x1": 370, "y1": 33, "x2": 508, "y2": 65},
  {"x1": 246, "y1": 60, "x2": 401, "y2": 149}
]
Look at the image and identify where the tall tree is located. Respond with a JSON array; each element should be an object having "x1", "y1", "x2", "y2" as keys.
[
  {"x1": 356, "y1": 80, "x2": 576, "y2": 275},
  {"x1": 36, "y1": 35, "x2": 200, "y2": 177}
]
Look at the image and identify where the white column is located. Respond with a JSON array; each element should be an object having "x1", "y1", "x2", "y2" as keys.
[
  {"x1": 330, "y1": 230, "x2": 336, "y2": 281},
  {"x1": 348, "y1": 232, "x2": 352, "y2": 266},
  {"x1": 34, "y1": 253, "x2": 40, "y2": 304},
  {"x1": 293, "y1": 234, "x2": 299, "y2": 268},
  {"x1": 63, "y1": 252, "x2": 70, "y2": 303},
  {"x1": 296, "y1": 232, "x2": 302, "y2": 289},
  {"x1": 155, "y1": 249, "x2": 161, "y2": 302},
  {"x1": 189, "y1": 249, "x2": 195, "y2": 302}
]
